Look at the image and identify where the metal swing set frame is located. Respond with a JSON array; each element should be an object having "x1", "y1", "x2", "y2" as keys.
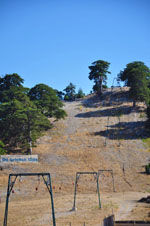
[
  {"x1": 72, "y1": 171, "x2": 101, "y2": 211},
  {"x1": 3, "y1": 173, "x2": 56, "y2": 226},
  {"x1": 98, "y1": 169, "x2": 115, "y2": 192},
  {"x1": 72, "y1": 170, "x2": 115, "y2": 211}
]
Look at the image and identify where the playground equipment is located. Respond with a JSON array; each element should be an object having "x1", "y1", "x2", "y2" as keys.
[
  {"x1": 98, "y1": 169, "x2": 115, "y2": 192},
  {"x1": 3, "y1": 173, "x2": 56, "y2": 226},
  {"x1": 72, "y1": 170, "x2": 115, "y2": 211},
  {"x1": 72, "y1": 171, "x2": 101, "y2": 211}
]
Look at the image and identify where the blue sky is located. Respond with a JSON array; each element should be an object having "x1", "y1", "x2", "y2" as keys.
[{"x1": 0, "y1": 0, "x2": 150, "y2": 94}]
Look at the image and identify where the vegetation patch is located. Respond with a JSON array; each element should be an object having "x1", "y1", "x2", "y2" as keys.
[
  {"x1": 0, "y1": 140, "x2": 6, "y2": 155},
  {"x1": 145, "y1": 163, "x2": 150, "y2": 174},
  {"x1": 142, "y1": 138, "x2": 150, "y2": 148}
]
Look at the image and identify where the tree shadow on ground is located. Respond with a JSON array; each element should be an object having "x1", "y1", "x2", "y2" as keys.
[
  {"x1": 93, "y1": 121, "x2": 150, "y2": 140},
  {"x1": 82, "y1": 90, "x2": 131, "y2": 108},
  {"x1": 81, "y1": 94, "x2": 103, "y2": 108},
  {"x1": 76, "y1": 106, "x2": 143, "y2": 118},
  {"x1": 138, "y1": 196, "x2": 150, "y2": 203}
]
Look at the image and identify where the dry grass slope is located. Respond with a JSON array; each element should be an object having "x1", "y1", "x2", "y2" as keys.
[{"x1": 0, "y1": 87, "x2": 150, "y2": 225}]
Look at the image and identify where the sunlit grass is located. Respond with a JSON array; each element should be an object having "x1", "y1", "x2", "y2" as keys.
[{"x1": 142, "y1": 138, "x2": 150, "y2": 151}]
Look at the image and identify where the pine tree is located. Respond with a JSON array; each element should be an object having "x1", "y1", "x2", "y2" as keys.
[
  {"x1": 0, "y1": 75, "x2": 66, "y2": 153},
  {"x1": 64, "y1": 83, "x2": 76, "y2": 101},
  {"x1": 0, "y1": 73, "x2": 25, "y2": 102},
  {"x1": 118, "y1": 61, "x2": 150, "y2": 107},
  {"x1": 28, "y1": 84, "x2": 67, "y2": 119},
  {"x1": 0, "y1": 95, "x2": 51, "y2": 153},
  {"x1": 76, "y1": 88, "x2": 85, "y2": 98},
  {"x1": 89, "y1": 60, "x2": 111, "y2": 95}
]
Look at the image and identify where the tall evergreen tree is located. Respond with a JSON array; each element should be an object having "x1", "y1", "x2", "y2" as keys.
[
  {"x1": 0, "y1": 95, "x2": 51, "y2": 154},
  {"x1": 64, "y1": 83, "x2": 76, "y2": 101},
  {"x1": 88, "y1": 60, "x2": 111, "y2": 95},
  {"x1": 0, "y1": 73, "x2": 25, "y2": 102},
  {"x1": 118, "y1": 61, "x2": 150, "y2": 107},
  {"x1": 76, "y1": 88, "x2": 85, "y2": 98},
  {"x1": 0, "y1": 75, "x2": 66, "y2": 153},
  {"x1": 28, "y1": 84, "x2": 67, "y2": 119}
]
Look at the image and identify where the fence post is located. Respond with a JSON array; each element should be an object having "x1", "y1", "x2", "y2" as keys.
[{"x1": 103, "y1": 215, "x2": 114, "y2": 226}]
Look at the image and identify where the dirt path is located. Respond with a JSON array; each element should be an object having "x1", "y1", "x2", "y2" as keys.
[
  {"x1": 63, "y1": 101, "x2": 83, "y2": 135},
  {"x1": 111, "y1": 192, "x2": 150, "y2": 221}
]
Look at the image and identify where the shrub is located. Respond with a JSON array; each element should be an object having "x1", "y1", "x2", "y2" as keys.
[
  {"x1": 145, "y1": 163, "x2": 150, "y2": 174},
  {"x1": 0, "y1": 140, "x2": 6, "y2": 155}
]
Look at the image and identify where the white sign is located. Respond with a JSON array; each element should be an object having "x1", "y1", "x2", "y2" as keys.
[{"x1": 0, "y1": 155, "x2": 38, "y2": 163}]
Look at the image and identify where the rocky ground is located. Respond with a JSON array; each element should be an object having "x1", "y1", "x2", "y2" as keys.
[{"x1": 0, "y1": 87, "x2": 150, "y2": 225}]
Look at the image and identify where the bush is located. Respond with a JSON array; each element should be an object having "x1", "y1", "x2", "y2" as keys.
[
  {"x1": 64, "y1": 95, "x2": 70, "y2": 101},
  {"x1": 76, "y1": 88, "x2": 85, "y2": 99},
  {"x1": 0, "y1": 140, "x2": 6, "y2": 155},
  {"x1": 102, "y1": 85, "x2": 108, "y2": 89},
  {"x1": 146, "y1": 105, "x2": 150, "y2": 131},
  {"x1": 145, "y1": 163, "x2": 150, "y2": 174}
]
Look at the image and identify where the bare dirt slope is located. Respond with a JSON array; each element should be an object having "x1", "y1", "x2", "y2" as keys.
[{"x1": 0, "y1": 87, "x2": 150, "y2": 225}]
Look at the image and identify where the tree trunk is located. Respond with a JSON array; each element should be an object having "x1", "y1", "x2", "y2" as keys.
[
  {"x1": 29, "y1": 140, "x2": 32, "y2": 155},
  {"x1": 27, "y1": 131, "x2": 32, "y2": 155},
  {"x1": 27, "y1": 111, "x2": 32, "y2": 155},
  {"x1": 99, "y1": 77, "x2": 103, "y2": 95},
  {"x1": 133, "y1": 100, "x2": 136, "y2": 107}
]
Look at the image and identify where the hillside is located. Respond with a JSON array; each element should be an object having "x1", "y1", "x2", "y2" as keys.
[{"x1": 0, "y1": 87, "x2": 150, "y2": 225}]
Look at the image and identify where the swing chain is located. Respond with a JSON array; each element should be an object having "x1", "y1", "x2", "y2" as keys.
[
  {"x1": 77, "y1": 175, "x2": 80, "y2": 181},
  {"x1": 47, "y1": 175, "x2": 50, "y2": 185},
  {"x1": 94, "y1": 174, "x2": 97, "y2": 181}
]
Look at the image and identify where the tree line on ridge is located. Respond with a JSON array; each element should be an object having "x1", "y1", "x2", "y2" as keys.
[{"x1": 0, "y1": 59, "x2": 150, "y2": 154}]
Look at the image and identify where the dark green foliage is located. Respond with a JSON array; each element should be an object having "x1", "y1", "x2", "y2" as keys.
[
  {"x1": 129, "y1": 68, "x2": 150, "y2": 105},
  {"x1": 145, "y1": 163, "x2": 150, "y2": 174},
  {"x1": 146, "y1": 105, "x2": 150, "y2": 130},
  {"x1": 92, "y1": 83, "x2": 100, "y2": 93},
  {"x1": 0, "y1": 73, "x2": 25, "y2": 102},
  {"x1": 55, "y1": 89, "x2": 65, "y2": 100},
  {"x1": 118, "y1": 61, "x2": 150, "y2": 130},
  {"x1": 0, "y1": 140, "x2": 6, "y2": 155},
  {"x1": 88, "y1": 60, "x2": 111, "y2": 95},
  {"x1": 92, "y1": 83, "x2": 108, "y2": 93},
  {"x1": 0, "y1": 74, "x2": 67, "y2": 153},
  {"x1": 147, "y1": 105, "x2": 150, "y2": 119},
  {"x1": 64, "y1": 95, "x2": 70, "y2": 101},
  {"x1": 118, "y1": 61, "x2": 150, "y2": 106},
  {"x1": 118, "y1": 62, "x2": 150, "y2": 86},
  {"x1": 64, "y1": 83, "x2": 76, "y2": 101},
  {"x1": 28, "y1": 84, "x2": 67, "y2": 119},
  {"x1": 0, "y1": 73, "x2": 24, "y2": 88},
  {"x1": 0, "y1": 95, "x2": 51, "y2": 151},
  {"x1": 102, "y1": 84, "x2": 108, "y2": 89},
  {"x1": 76, "y1": 88, "x2": 85, "y2": 99}
]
